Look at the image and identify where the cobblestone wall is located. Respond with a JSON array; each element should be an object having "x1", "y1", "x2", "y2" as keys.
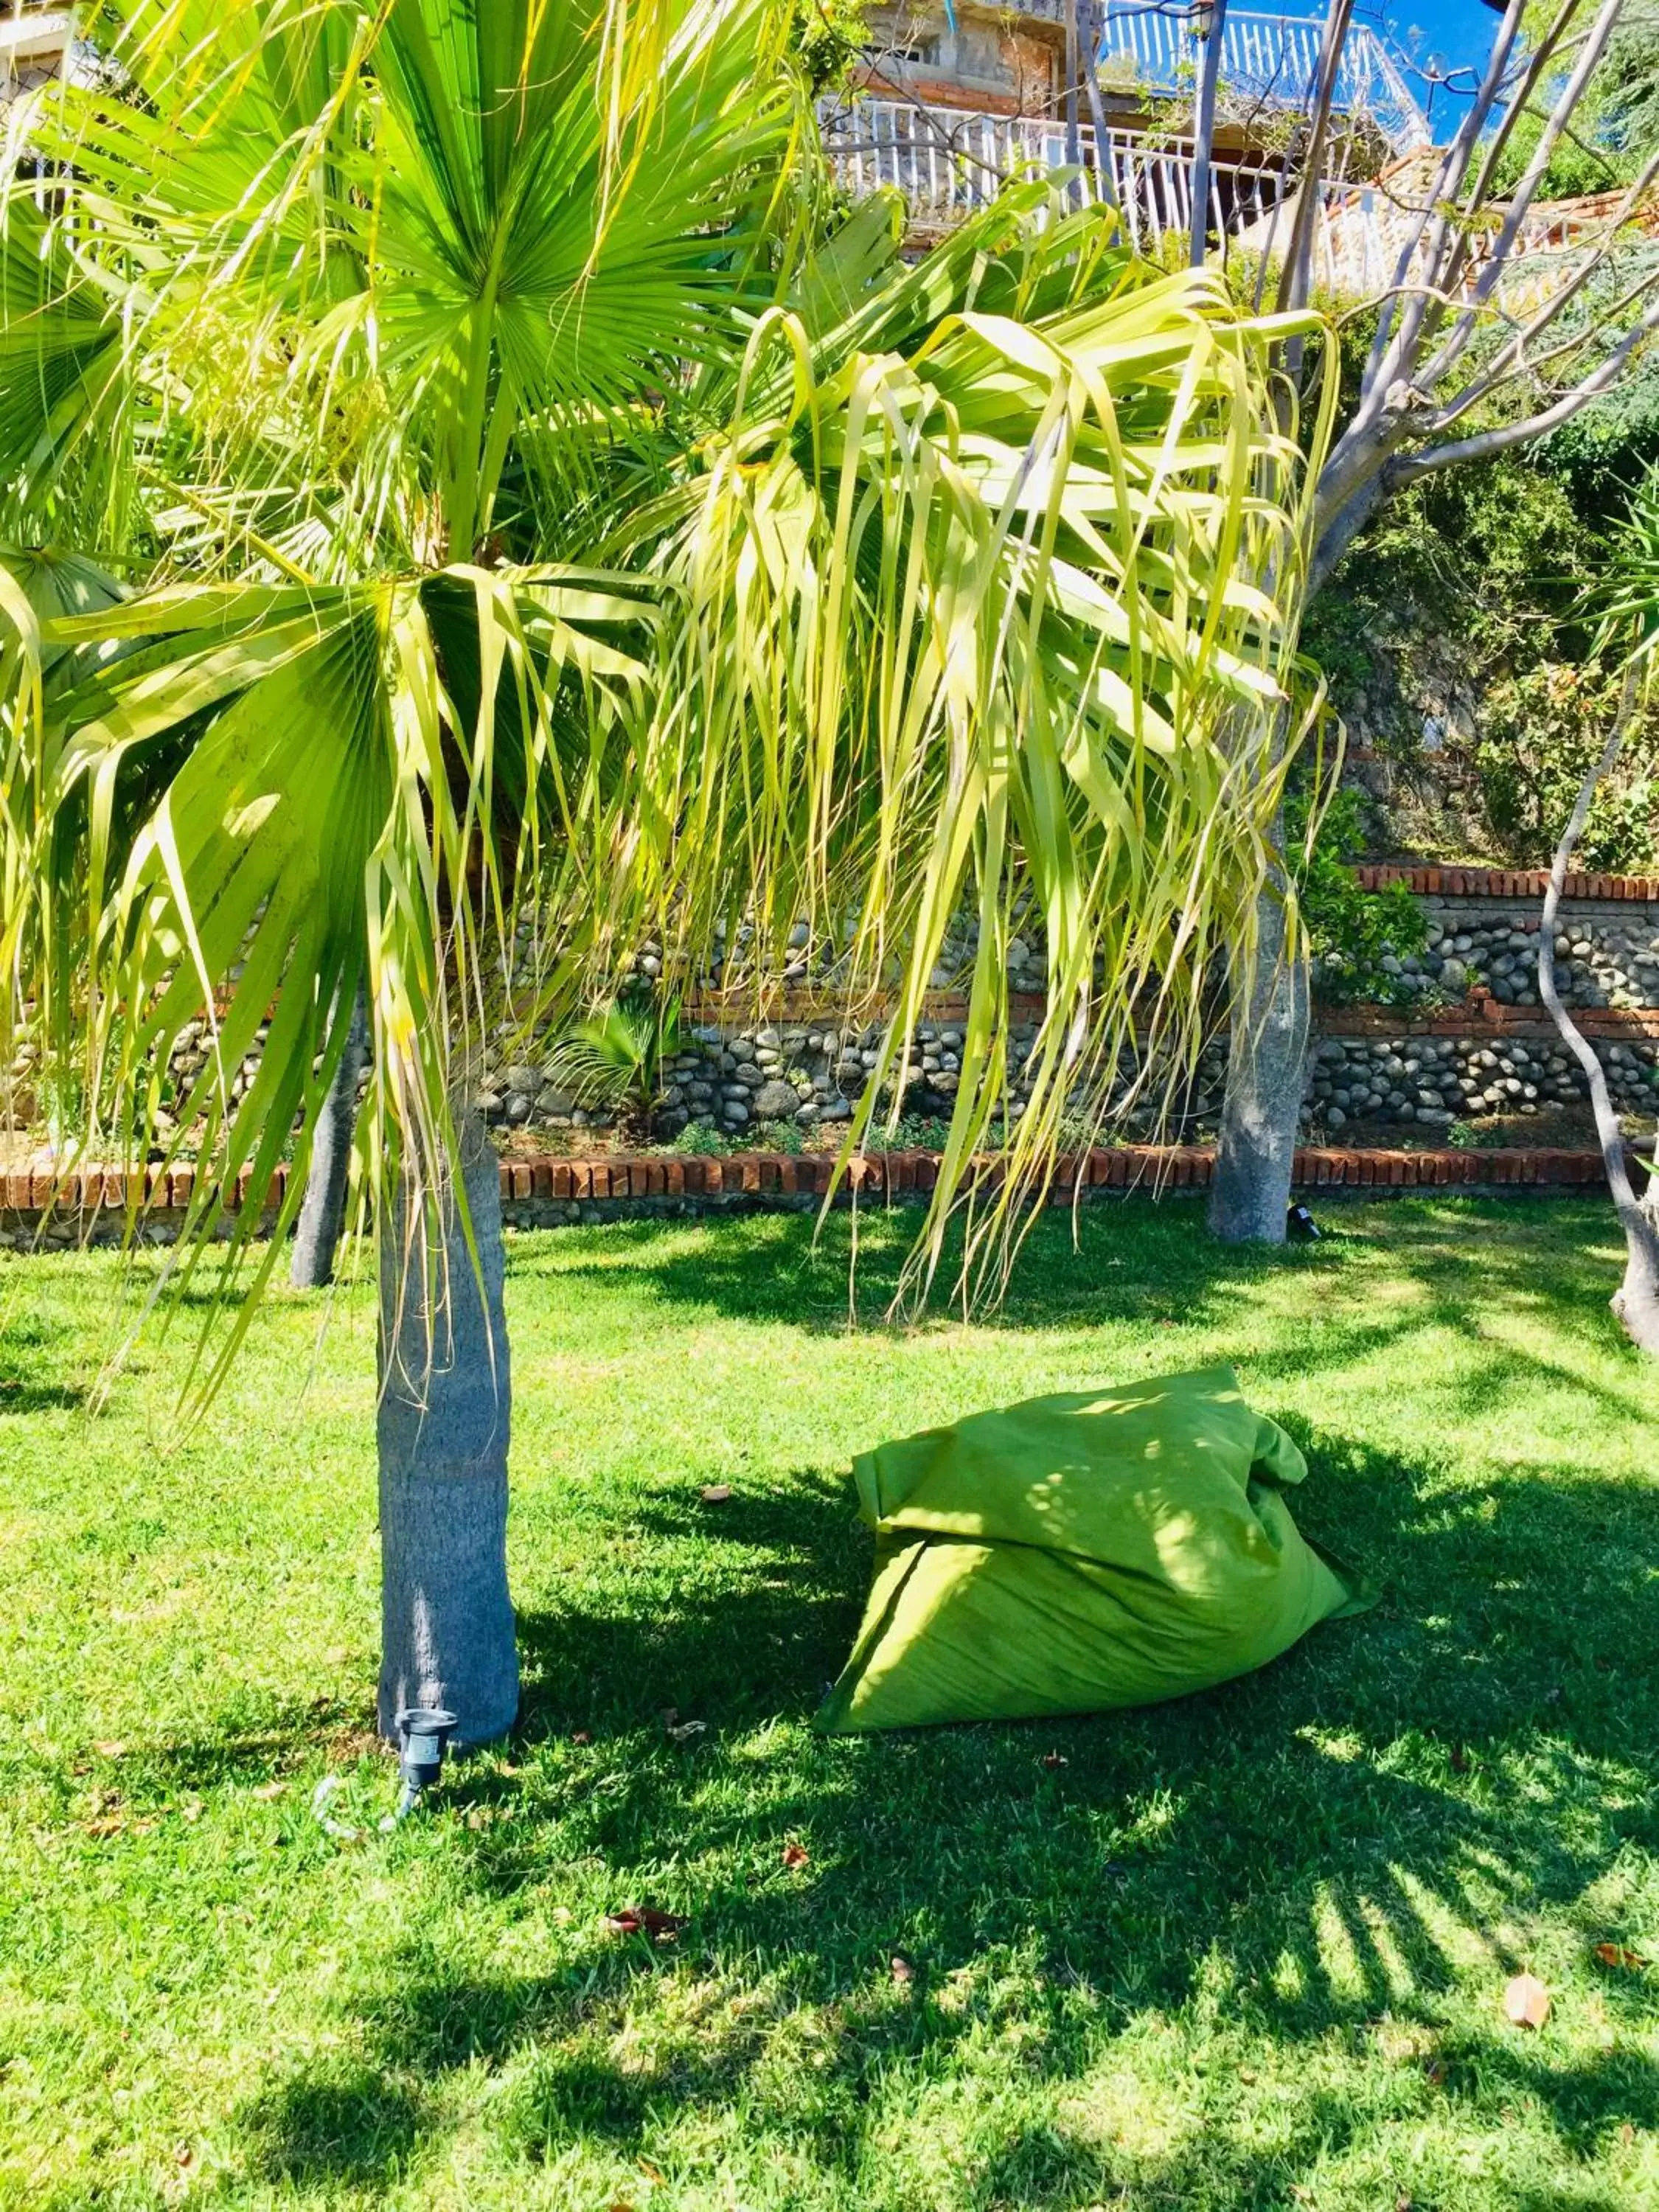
[{"x1": 13, "y1": 875, "x2": 1659, "y2": 1148}]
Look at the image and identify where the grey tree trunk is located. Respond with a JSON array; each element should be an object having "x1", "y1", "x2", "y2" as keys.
[
  {"x1": 376, "y1": 1110, "x2": 519, "y2": 1746},
  {"x1": 1208, "y1": 869, "x2": 1309, "y2": 1245},
  {"x1": 291, "y1": 983, "x2": 369, "y2": 1290},
  {"x1": 1536, "y1": 667, "x2": 1659, "y2": 1354}
]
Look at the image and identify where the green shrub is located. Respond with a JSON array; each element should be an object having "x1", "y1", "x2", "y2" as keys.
[{"x1": 1287, "y1": 787, "x2": 1428, "y2": 1005}]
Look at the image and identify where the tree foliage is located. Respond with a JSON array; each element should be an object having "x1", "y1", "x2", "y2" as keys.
[{"x1": 0, "y1": 0, "x2": 1335, "y2": 1352}]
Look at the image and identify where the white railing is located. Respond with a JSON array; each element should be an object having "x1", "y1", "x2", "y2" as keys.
[
  {"x1": 1093, "y1": 5, "x2": 1430, "y2": 155},
  {"x1": 821, "y1": 100, "x2": 1627, "y2": 307},
  {"x1": 821, "y1": 97, "x2": 1305, "y2": 262}
]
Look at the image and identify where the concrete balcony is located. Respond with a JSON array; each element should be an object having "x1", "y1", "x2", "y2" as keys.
[{"x1": 0, "y1": 7, "x2": 72, "y2": 104}]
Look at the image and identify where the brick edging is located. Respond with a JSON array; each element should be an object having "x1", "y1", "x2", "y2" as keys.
[
  {"x1": 1354, "y1": 863, "x2": 1659, "y2": 902},
  {"x1": 0, "y1": 1144, "x2": 1618, "y2": 1225}
]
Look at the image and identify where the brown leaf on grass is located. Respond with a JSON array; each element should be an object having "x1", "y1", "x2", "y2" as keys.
[
  {"x1": 571, "y1": 1730, "x2": 593, "y2": 1745},
  {"x1": 1503, "y1": 1972, "x2": 1551, "y2": 2028},
  {"x1": 83, "y1": 1814, "x2": 127, "y2": 1837},
  {"x1": 173, "y1": 2143, "x2": 195, "y2": 2170},
  {"x1": 782, "y1": 1841, "x2": 810, "y2": 1870},
  {"x1": 846, "y1": 1155, "x2": 872, "y2": 1189},
  {"x1": 323, "y1": 1646, "x2": 348, "y2": 1666},
  {"x1": 92, "y1": 1740, "x2": 126, "y2": 1759},
  {"x1": 251, "y1": 1781, "x2": 285, "y2": 1801},
  {"x1": 604, "y1": 1907, "x2": 688, "y2": 1943},
  {"x1": 1040, "y1": 1752, "x2": 1068, "y2": 1770},
  {"x1": 699, "y1": 1484, "x2": 732, "y2": 1504},
  {"x1": 664, "y1": 1719, "x2": 706, "y2": 1743},
  {"x1": 890, "y1": 1955, "x2": 914, "y2": 1985},
  {"x1": 1595, "y1": 1942, "x2": 1649, "y2": 1971},
  {"x1": 637, "y1": 2157, "x2": 667, "y2": 2183}
]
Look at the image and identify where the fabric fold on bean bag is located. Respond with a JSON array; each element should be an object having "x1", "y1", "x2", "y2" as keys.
[{"x1": 815, "y1": 1365, "x2": 1373, "y2": 1733}]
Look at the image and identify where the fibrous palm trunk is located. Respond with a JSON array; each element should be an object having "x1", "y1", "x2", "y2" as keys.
[
  {"x1": 1208, "y1": 863, "x2": 1308, "y2": 1245},
  {"x1": 291, "y1": 982, "x2": 369, "y2": 1290},
  {"x1": 376, "y1": 1109, "x2": 519, "y2": 1745}
]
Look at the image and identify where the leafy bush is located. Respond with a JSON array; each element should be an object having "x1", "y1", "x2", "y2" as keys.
[
  {"x1": 1287, "y1": 787, "x2": 1428, "y2": 1006},
  {"x1": 787, "y1": 0, "x2": 869, "y2": 92}
]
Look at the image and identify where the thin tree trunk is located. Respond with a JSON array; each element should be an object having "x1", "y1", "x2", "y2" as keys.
[
  {"x1": 1208, "y1": 852, "x2": 1308, "y2": 1245},
  {"x1": 1189, "y1": 0, "x2": 1228, "y2": 270},
  {"x1": 377, "y1": 1109, "x2": 519, "y2": 1745},
  {"x1": 291, "y1": 981, "x2": 369, "y2": 1290},
  {"x1": 1537, "y1": 667, "x2": 1659, "y2": 1352}
]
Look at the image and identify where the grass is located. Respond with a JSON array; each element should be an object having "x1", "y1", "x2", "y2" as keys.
[{"x1": 1, "y1": 1196, "x2": 1656, "y2": 2212}]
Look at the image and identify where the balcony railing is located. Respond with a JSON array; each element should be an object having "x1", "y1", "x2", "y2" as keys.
[
  {"x1": 1097, "y1": 7, "x2": 1428, "y2": 153},
  {"x1": 985, "y1": 4, "x2": 1430, "y2": 156},
  {"x1": 822, "y1": 97, "x2": 1304, "y2": 260},
  {"x1": 819, "y1": 99, "x2": 1611, "y2": 304}
]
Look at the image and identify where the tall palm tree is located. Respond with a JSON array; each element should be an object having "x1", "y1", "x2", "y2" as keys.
[{"x1": 0, "y1": 0, "x2": 1333, "y2": 1742}]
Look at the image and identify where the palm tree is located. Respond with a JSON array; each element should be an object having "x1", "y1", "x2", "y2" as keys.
[{"x1": 0, "y1": 0, "x2": 1333, "y2": 1743}]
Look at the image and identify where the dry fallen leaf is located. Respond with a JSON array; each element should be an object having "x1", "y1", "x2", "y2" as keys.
[
  {"x1": 699, "y1": 1484, "x2": 732, "y2": 1504},
  {"x1": 890, "y1": 1955, "x2": 914, "y2": 1985},
  {"x1": 782, "y1": 1841, "x2": 810, "y2": 1871},
  {"x1": 323, "y1": 1646, "x2": 348, "y2": 1666},
  {"x1": 173, "y1": 2143, "x2": 195, "y2": 2170},
  {"x1": 665, "y1": 1719, "x2": 706, "y2": 1743},
  {"x1": 1594, "y1": 1942, "x2": 1649, "y2": 1972},
  {"x1": 637, "y1": 2157, "x2": 667, "y2": 2183},
  {"x1": 1040, "y1": 1752, "x2": 1068, "y2": 1770},
  {"x1": 83, "y1": 1814, "x2": 126, "y2": 1838},
  {"x1": 604, "y1": 1907, "x2": 688, "y2": 1943},
  {"x1": 180, "y1": 1798, "x2": 203, "y2": 1824},
  {"x1": 1503, "y1": 1972, "x2": 1551, "y2": 2028},
  {"x1": 251, "y1": 1781, "x2": 285, "y2": 1801},
  {"x1": 571, "y1": 1730, "x2": 592, "y2": 1746},
  {"x1": 93, "y1": 1740, "x2": 126, "y2": 1759}
]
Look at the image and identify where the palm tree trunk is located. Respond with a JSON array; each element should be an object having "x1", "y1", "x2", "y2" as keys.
[
  {"x1": 1537, "y1": 667, "x2": 1659, "y2": 1353},
  {"x1": 376, "y1": 1108, "x2": 519, "y2": 1745},
  {"x1": 291, "y1": 981, "x2": 369, "y2": 1290},
  {"x1": 1208, "y1": 857, "x2": 1308, "y2": 1245}
]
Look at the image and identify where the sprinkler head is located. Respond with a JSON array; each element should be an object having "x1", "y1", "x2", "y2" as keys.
[{"x1": 393, "y1": 1705, "x2": 458, "y2": 1800}]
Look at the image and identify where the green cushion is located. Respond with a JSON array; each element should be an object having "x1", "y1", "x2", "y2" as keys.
[{"x1": 815, "y1": 1366, "x2": 1374, "y2": 1733}]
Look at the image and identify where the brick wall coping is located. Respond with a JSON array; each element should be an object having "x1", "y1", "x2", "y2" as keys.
[
  {"x1": 0, "y1": 1144, "x2": 1615, "y2": 1222},
  {"x1": 1354, "y1": 863, "x2": 1659, "y2": 902},
  {"x1": 1319, "y1": 992, "x2": 1659, "y2": 1039}
]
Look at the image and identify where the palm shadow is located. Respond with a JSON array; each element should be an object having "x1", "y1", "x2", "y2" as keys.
[{"x1": 243, "y1": 1408, "x2": 1659, "y2": 2197}]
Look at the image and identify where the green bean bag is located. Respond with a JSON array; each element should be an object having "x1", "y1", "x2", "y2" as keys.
[{"x1": 815, "y1": 1366, "x2": 1373, "y2": 1733}]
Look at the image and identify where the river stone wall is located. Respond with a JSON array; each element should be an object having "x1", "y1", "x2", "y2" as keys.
[{"x1": 11, "y1": 873, "x2": 1659, "y2": 1146}]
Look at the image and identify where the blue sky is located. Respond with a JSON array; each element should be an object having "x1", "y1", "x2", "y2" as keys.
[{"x1": 1273, "y1": 0, "x2": 1504, "y2": 136}]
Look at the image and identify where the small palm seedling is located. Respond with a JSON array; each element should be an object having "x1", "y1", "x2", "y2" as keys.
[{"x1": 543, "y1": 991, "x2": 684, "y2": 1137}]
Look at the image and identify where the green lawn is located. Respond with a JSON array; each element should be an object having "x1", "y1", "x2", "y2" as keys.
[{"x1": 1, "y1": 1199, "x2": 1656, "y2": 2212}]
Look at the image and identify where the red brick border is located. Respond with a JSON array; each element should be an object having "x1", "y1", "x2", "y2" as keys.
[
  {"x1": 1, "y1": 1147, "x2": 1619, "y2": 1231},
  {"x1": 1354, "y1": 863, "x2": 1659, "y2": 902}
]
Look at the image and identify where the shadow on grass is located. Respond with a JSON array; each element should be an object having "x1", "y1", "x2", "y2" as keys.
[
  {"x1": 242, "y1": 1433, "x2": 1659, "y2": 2197},
  {"x1": 205, "y1": 1196, "x2": 1655, "y2": 2200}
]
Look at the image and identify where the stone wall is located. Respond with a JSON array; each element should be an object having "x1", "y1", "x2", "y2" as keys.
[{"x1": 13, "y1": 867, "x2": 1659, "y2": 1153}]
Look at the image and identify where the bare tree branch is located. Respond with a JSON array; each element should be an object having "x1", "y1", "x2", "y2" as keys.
[{"x1": 1391, "y1": 288, "x2": 1659, "y2": 481}]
